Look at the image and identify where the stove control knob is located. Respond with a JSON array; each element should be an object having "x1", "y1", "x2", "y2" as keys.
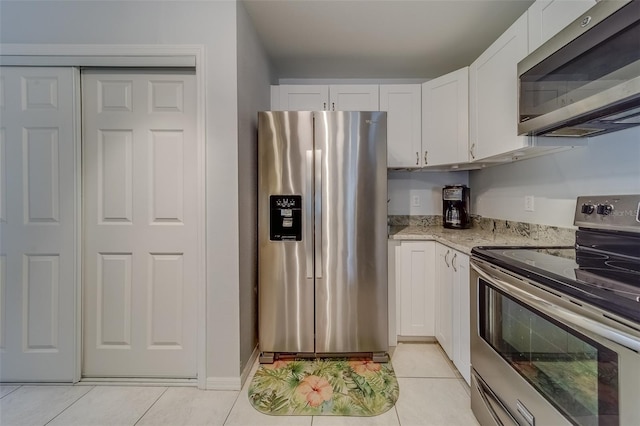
[
  {"x1": 580, "y1": 203, "x2": 595, "y2": 215},
  {"x1": 596, "y1": 204, "x2": 613, "y2": 215}
]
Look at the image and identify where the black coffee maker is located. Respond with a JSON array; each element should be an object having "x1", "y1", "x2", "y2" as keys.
[{"x1": 443, "y1": 185, "x2": 470, "y2": 229}]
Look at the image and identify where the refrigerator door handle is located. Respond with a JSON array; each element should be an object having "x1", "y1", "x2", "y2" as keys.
[
  {"x1": 305, "y1": 150, "x2": 314, "y2": 279},
  {"x1": 314, "y1": 149, "x2": 323, "y2": 279}
]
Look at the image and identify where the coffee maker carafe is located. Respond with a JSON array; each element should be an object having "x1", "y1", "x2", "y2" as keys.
[{"x1": 443, "y1": 185, "x2": 470, "y2": 229}]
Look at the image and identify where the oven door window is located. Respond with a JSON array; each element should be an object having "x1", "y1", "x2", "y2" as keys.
[{"x1": 479, "y1": 278, "x2": 619, "y2": 425}]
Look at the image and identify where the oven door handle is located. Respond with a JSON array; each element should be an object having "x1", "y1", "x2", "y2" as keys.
[{"x1": 472, "y1": 260, "x2": 640, "y2": 353}]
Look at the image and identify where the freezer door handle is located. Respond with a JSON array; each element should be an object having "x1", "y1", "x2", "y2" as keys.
[
  {"x1": 305, "y1": 150, "x2": 314, "y2": 279},
  {"x1": 314, "y1": 149, "x2": 323, "y2": 279}
]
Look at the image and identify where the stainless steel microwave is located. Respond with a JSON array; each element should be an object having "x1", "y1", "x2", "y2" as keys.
[{"x1": 518, "y1": 0, "x2": 640, "y2": 137}]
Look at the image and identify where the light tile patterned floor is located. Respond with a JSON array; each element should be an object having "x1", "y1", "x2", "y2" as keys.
[{"x1": 0, "y1": 343, "x2": 478, "y2": 426}]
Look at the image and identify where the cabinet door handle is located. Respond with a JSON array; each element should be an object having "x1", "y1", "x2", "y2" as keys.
[
  {"x1": 452, "y1": 253, "x2": 457, "y2": 272},
  {"x1": 332, "y1": 102, "x2": 335, "y2": 111},
  {"x1": 469, "y1": 143, "x2": 476, "y2": 159},
  {"x1": 323, "y1": 102, "x2": 327, "y2": 110},
  {"x1": 444, "y1": 250, "x2": 450, "y2": 267},
  {"x1": 416, "y1": 152, "x2": 419, "y2": 166},
  {"x1": 424, "y1": 150, "x2": 428, "y2": 165}
]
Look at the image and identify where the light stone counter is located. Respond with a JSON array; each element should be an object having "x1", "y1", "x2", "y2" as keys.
[{"x1": 388, "y1": 218, "x2": 575, "y2": 255}]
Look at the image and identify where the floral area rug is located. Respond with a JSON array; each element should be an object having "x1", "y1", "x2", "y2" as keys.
[{"x1": 248, "y1": 358, "x2": 399, "y2": 416}]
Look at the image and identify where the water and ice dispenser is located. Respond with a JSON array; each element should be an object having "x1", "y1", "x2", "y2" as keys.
[{"x1": 269, "y1": 195, "x2": 302, "y2": 241}]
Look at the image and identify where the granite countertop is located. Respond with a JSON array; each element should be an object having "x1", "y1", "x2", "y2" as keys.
[{"x1": 388, "y1": 223, "x2": 575, "y2": 255}]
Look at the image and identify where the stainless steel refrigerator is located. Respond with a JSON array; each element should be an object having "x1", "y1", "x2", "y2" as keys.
[{"x1": 258, "y1": 111, "x2": 388, "y2": 363}]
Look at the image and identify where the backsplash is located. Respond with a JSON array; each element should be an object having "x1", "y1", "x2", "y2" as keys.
[
  {"x1": 388, "y1": 215, "x2": 575, "y2": 245},
  {"x1": 388, "y1": 215, "x2": 443, "y2": 227}
]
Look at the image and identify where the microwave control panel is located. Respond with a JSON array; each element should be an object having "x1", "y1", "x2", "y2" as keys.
[{"x1": 270, "y1": 195, "x2": 302, "y2": 241}]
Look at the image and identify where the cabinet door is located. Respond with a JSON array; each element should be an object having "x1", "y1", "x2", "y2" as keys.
[
  {"x1": 469, "y1": 12, "x2": 529, "y2": 161},
  {"x1": 422, "y1": 67, "x2": 469, "y2": 167},
  {"x1": 399, "y1": 241, "x2": 436, "y2": 337},
  {"x1": 380, "y1": 84, "x2": 422, "y2": 168},
  {"x1": 278, "y1": 85, "x2": 329, "y2": 111},
  {"x1": 452, "y1": 251, "x2": 470, "y2": 385},
  {"x1": 270, "y1": 85, "x2": 280, "y2": 110},
  {"x1": 435, "y1": 244, "x2": 453, "y2": 359},
  {"x1": 528, "y1": 0, "x2": 596, "y2": 52},
  {"x1": 329, "y1": 85, "x2": 379, "y2": 111}
]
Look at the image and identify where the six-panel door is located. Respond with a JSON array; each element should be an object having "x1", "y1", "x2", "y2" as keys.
[
  {"x1": 0, "y1": 66, "x2": 78, "y2": 382},
  {"x1": 82, "y1": 70, "x2": 198, "y2": 378}
]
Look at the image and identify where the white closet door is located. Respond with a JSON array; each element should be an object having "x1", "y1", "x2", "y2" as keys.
[
  {"x1": 0, "y1": 66, "x2": 78, "y2": 382},
  {"x1": 82, "y1": 70, "x2": 198, "y2": 378}
]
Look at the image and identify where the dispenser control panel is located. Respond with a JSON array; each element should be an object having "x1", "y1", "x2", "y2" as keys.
[{"x1": 270, "y1": 195, "x2": 302, "y2": 241}]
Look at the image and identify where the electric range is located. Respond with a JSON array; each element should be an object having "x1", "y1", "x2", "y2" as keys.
[
  {"x1": 473, "y1": 194, "x2": 640, "y2": 326},
  {"x1": 470, "y1": 194, "x2": 640, "y2": 426}
]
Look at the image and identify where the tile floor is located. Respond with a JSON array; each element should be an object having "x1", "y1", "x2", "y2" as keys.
[{"x1": 0, "y1": 342, "x2": 479, "y2": 426}]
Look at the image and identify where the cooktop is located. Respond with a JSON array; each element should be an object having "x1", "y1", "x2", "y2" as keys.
[{"x1": 472, "y1": 245, "x2": 640, "y2": 325}]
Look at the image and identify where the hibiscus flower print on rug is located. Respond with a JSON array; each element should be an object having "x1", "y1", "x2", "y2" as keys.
[{"x1": 248, "y1": 358, "x2": 399, "y2": 416}]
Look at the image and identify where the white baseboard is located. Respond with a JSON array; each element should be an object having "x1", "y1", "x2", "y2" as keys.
[
  {"x1": 397, "y1": 335, "x2": 436, "y2": 343},
  {"x1": 79, "y1": 378, "x2": 198, "y2": 387},
  {"x1": 205, "y1": 376, "x2": 242, "y2": 391},
  {"x1": 240, "y1": 345, "x2": 259, "y2": 387},
  {"x1": 205, "y1": 346, "x2": 259, "y2": 391}
]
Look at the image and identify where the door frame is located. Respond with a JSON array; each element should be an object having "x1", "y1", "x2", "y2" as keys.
[{"x1": 0, "y1": 45, "x2": 207, "y2": 388}]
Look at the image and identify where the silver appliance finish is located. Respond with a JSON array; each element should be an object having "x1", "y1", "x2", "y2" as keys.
[
  {"x1": 574, "y1": 194, "x2": 640, "y2": 233},
  {"x1": 470, "y1": 259, "x2": 640, "y2": 426},
  {"x1": 258, "y1": 111, "x2": 388, "y2": 358},
  {"x1": 517, "y1": 0, "x2": 640, "y2": 137}
]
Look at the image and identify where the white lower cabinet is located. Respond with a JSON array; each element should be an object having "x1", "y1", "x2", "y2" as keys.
[
  {"x1": 452, "y1": 250, "x2": 470, "y2": 385},
  {"x1": 393, "y1": 240, "x2": 471, "y2": 384},
  {"x1": 397, "y1": 241, "x2": 436, "y2": 337},
  {"x1": 435, "y1": 243, "x2": 471, "y2": 385},
  {"x1": 435, "y1": 244, "x2": 454, "y2": 358}
]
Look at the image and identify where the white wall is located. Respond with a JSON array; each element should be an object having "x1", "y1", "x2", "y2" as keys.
[
  {"x1": 0, "y1": 0, "x2": 243, "y2": 385},
  {"x1": 470, "y1": 127, "x2": 640, "y2": 228},
  {"x1": 388, "y1": 171, "x2": 469, "y2": 215},
  {"x1": 236, "y1": 1, "x2": 274, "y2": 378}
]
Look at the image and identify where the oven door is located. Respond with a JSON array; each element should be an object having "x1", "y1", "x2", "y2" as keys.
[{"x1": 470, "y1": 258, "x2": 640, "y2": 426}]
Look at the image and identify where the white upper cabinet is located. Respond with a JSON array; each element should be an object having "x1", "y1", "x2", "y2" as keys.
[
  {"x1": 422, "y1": 67, "x2": 469, "y2": 167},
  {"x1": 528, "y1": 0, "x2": 596, "y2": 53},
  {"x1": 272, "y1": 85, "x2": 329, "y2": 111},
  {"x1": 272, "y1": 85, "x2": 379, "y2": 111},
  {"x1": 329, "y1": 84, "x2": 379, "y2": 111},
  {"x1": 380, "y1": 84, "x2": 422, "y2": 168},
  {"x1": 469, "y1": 12, "x2": 529, "y2": 161}
]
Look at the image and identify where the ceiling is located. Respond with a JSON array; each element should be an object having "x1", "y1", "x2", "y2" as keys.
[{"x1": 241, "y1": 0, "x2": 534, "y2": 80}]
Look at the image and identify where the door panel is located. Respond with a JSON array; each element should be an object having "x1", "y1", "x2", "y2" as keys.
[
  {"x1": 257, "y1": 111, "x2": 315, "y2": 354},
  {"x1": 329, "y1": 85, "x2": 379, "y2": 111},
  {"x1": 0, "y1": 66, "x2": 77, "y2": 382},
  {"x1": 399, "y1": 241, "x2": 436, "y2": 336},
  {"x1": 277, "y1": 85, "x2": 328, "y2": 111},
  {"x1": 314, "y1": 111, "x2": 388, "y2": 353},
  {"x1": 82, "y1": 70, "x2": 197, "y2": 377}
]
